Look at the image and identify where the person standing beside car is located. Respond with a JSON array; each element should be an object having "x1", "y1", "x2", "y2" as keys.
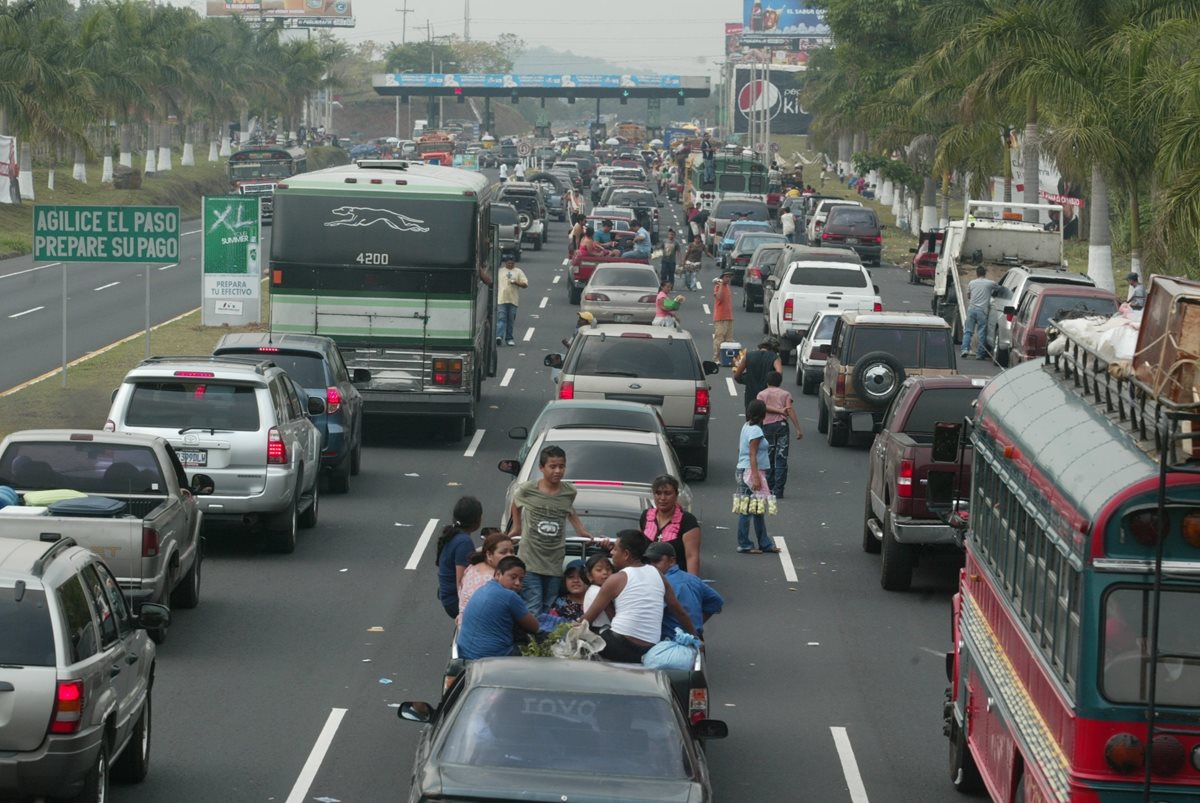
[
  {"x1": 499, "y1": 162, "x2": 508, "y2": 183},
  {"x1": 735, "y1": 400, "x2": 779, "y2": 554},
  {"x1": 495, "y1": 256, "x2": 528, "y2": 347},
  {"x1": 961, "y1": 265, "x2": 998, "y2": 359},
  {"x1": 734, "y1": 339, "x2": 782, "y2": 408},
  {"x1": 659, "y1": 228, "x2": 680, "y2": 286},
  {"x1": 712, "y1": 269, "x2": 734, "y2": 362},
  {"x1": 756, "y1": 371, "x2": 803, "y2": 498},
  {"x1": 780, "y1": 206, "x2": 797, "y2": 244},
  {"x1": 436, "y1": 496, "x2": 484, "y2": 619}
]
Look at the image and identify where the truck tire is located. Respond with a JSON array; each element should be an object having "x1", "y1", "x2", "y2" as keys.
[
  {"x1": 817, "y1": 395, "x2": 829, "y2": 434},
  {"x1": 948, "y1": 717, "x2": 983, "y2": 794},
  {"x1": 880, "y1": 515, "x2": 914, "y2": 591},
  {"x1": 826, "y1": 413, "x2": 848, "y2": 447},
  {"x1": 170, "y1": 550, "x2": 201, "y2": 609},
  {"x1": 299, "y1": 473, "x2": 319, "y2": 529},
  {"x1": 534, "y1": 234, "x2": 543, "y2": 251},
  {"x1": 568, "y1": 283, "x2": 582, "y2": 305},
  {"x1": 269, "y1": 498, "x2": 298, "y2": 554},
  {"x1": 112, "y1": 693, "x2": 150, "y2": 783},
  {"x1": 801, "y1": 371, "x2": 819, "y2": 396},
  {"x1": 327, "y1": 456, "x2": 351, "y2": 494},
  {"x1": 862, "y1": 490, "x2": 881, "y2": 554},
  {"x1": 350, "y1": 438, "x2": 362, "y2": 476},
  {"x1": 688, "y1": 445, "x2": 708, "y2": 482}
]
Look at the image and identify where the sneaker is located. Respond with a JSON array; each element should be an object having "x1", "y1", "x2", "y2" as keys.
[
  {"x1": 960, "y1": 353, "x2": 970, "y2": 359},
  {"x1": 496, "y1": 337, "x2": 503, "y2": 346},
  {"x1": 507, "y1": 339, "x2": 516, "y2": 346}
]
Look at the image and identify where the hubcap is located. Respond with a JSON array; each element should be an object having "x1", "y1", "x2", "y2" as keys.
[{"x1": 862, "y1": 363, "x2": 897, "y2": 399}]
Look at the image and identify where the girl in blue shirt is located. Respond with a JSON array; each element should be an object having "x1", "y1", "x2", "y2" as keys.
[
  {"x1": 736, "y1": 400, "x2": 779, "y2": 554},
  {"x1": 437, "y1": 496, "x2": 483, "y2": 618}
]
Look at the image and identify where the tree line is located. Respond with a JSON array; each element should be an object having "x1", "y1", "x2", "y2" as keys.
[{"x1": 802, "y1": 0, "x2": 1200, "y2": 285}]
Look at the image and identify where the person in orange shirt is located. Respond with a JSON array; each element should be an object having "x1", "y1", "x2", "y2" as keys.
[{"x1": 712, "y1": 269, "x2": 735, "y2": 362}]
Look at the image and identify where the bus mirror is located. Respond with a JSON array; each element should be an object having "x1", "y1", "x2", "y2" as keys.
[
  {"x1": 352, "y1": 368, "x2": 372, "y2": 384},
  {"x1": 931, "y1": 422, "x2": 962, "y2": 463}
]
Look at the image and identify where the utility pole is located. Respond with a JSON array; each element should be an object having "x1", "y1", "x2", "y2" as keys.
[
  {"x1": 396, "y1": 1, "x2": 412, "y2": 44},
  {"x1": 464, "y1": 0, "x2": 470, "y2": 41}
]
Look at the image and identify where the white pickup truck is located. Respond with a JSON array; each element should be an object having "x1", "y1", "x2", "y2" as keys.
[{"x1": 0, "y1": 430, "x2": 209, "y2": 636}]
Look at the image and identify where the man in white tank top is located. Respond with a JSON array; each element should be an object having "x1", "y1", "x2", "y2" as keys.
[{"x1": 583, "y1": 531, "x2": 697, "y2": 663}]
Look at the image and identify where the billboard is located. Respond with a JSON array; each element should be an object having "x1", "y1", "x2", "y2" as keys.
[
  {"x1": 743, "y1": 1, "x2": 829, "y2": 36},
  {"x1": 382, "y1": 73, "x2": 683, "y2": 90},
  {"x1": 205, "y1": 0, "x2": 354, "y2": 25},
  {"x1": 725, "y1": 23, "x2": 744, "y2": 55},
  {"x1": 733, "y1": 65, "x2": 810, "y2": 135}
]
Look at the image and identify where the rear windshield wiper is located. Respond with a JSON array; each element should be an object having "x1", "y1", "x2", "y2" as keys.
[
  {"x1": 590, "y1": 370, "x2": 639, "y2": 377},
  {"x1": 178, "y1": 427, "x2": 235, "y2": 435}
]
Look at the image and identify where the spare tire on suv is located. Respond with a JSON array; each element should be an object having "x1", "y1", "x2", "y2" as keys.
[{"x1": 852, "y1": 351, "x2": 906, "y2": 407}]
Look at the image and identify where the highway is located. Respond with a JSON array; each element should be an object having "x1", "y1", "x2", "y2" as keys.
[{"x1": 78, "y1": 181, "x2": 1002, "y2": 802}]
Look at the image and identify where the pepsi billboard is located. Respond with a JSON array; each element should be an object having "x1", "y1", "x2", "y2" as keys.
[{"x1": 733, "y1": 65, "x2": 809, "y2": 135}]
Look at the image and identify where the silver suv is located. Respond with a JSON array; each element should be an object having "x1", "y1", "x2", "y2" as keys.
[
  {"x1": 0, "y1": 536, "x2": 169, "y2": 802},
  {"x1": 105, "y1": 356, "x2": 325, "y2": 553}
]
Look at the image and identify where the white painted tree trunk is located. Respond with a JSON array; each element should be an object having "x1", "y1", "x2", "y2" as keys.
[
  {"x1": 837, "y1": 133, "x2": 851, "y2": 176},
  {"x1": 208, "y1": 140, "x2": 219, "y2": 162},
  {"x1": 102, "y1": 156, "x2": 114, "y2": 183},
  {"x1": 47, "y1": 169, "x2": 55, "y2": 191},
  {"x1": 18, "y1": 142, "x2": 33, "y2": 200},
  {"x1": 922, "y1": 176, "x2": 938, "y2": 233},
  {"x1": 144, "y1": 146, "x2": 157, "y2": 175},
  {"x1": 119, "y1": 123, "x2": 132, "y2": 168},
  {"x1": 880, "y1": 179, "x2": 893, "y2": 206},
  {"x1": 220, "y1": 136, "x2": 232, "y2": 156},
  {"x1": 1022, "y1": 120, "x2": 1040, "y2": 223},
  {"x1": 72, "y1": 147, "x2": 87, "y2": 183},
  {"x1": 157, "y1": 136, "x2": 172, "y2": 171},
  {"x1": 909, "y1": 195, "x2": 921, "y2": 236},
  {"x1": 181, "y1": 142, "x2": 195, "y2": 166},
  {"x1": 1086, "y1": 164, "x2": 1114, "y2": 292},
  {"x1": 891, "y1": 186, "x2": 902, "y2": 222}
]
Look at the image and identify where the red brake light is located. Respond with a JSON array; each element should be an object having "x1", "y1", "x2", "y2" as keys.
[
  {"x1": 49, "y1": 680, "x2": 84, "y2": 734},
  {"x1": 1151, "y1": 735, "x2": 1187, "y2": 776},
  {"x1": 174, "y1": 371, "x2": 214, "y2": 378},
  {"x1": 749, "y1": 268, "x2": 762, "y2": 279},
  {"x1": 559, "y1": 380, "x2": 575, "y2": 400},
  {"x1": 257, "y1": 346, "x2": 280, "y2": 353},
  {"x1": 694, "y1": 387, "x2": 710, "y2": 416},
  {"x1": 637, "y1": 294, "x2": 657, "y2": 303},
  {"x1": 584, "y1": 292, "x2": 610, "y2": 302},
  {"x1": 835, "y1": 373, "x2": 845, "y2": 396},
  {"x1": 897, "y1": 459, "x2": 914, "y2": 498},
  {"x1": 326, "y1": 387, "x2": 342, "y2": 414},
  {"x1": 689, "y1": 687, "x2": 708, "y2": 724},
  {"x1": 783, "y1": 299, "x2": 794, "y2": 321},
  {"x1": 872, "y1": 235, "x2": 883, "y2": 244},
  {"x1": 821, "y1": 231, "x2": 831, "y2": 240},
  {"x1": 141, "y1": 526, "x2": 160, "y2": 558},
  {"x1": 1005, "y1": 310, "x2": 1015, "y2": 323},
  {"x1": 1105, "y1": 733, "x2": 1144, "y2": 774},
  {"x1": 431, "y1": 358, "x2": 463, "y2": 387},
  {"x1": 267, "y1": 427, "x2": 288, "y2": 464},
  {"x1": 873, "y1": 302, "x2": 883, "y2": 312}
]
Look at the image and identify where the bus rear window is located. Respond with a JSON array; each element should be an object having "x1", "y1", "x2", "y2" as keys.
[
  {"x1": 1102, "y1": 587, "x2": 1200, "y2": 707},
  {"x1": 715, "y1": 201, "x2": 768, "y2": 220}
]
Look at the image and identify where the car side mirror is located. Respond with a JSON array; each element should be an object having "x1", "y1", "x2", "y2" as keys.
[
  {"x1": 136, "y1": 602, "x2": 171, "y2": 631},
  {"x1": 398, "y1": 701, "x2": 434, "y2": 723},
  {"x1": 498, "y1": 459, "x2": 521, "y2": 476},
  {"x1": 190, "y1": 474, "x2": 215, "y2": 496},
  {"x1": 544, "y1": 353, "x2": 564, "y2": 369},
  {"x1": 684, "y1": 465, "x2": 705, "y2": 481},
  {"x1": 508, "y1": 426, "x2": 528, "y2": 441},
  {"x1": 691, "y1": 719, "x2": 729, "y2": 740},
  {"x1": 818, "y1": 344, "x2": 831, "y2": 355},
  {"x1": 352, "y1": 368, "x2": 372, "y2": 383},
  {"x1": 307, "y1": 396, "x2": 327, "y2": 416},
  {"x1": 702, "y1": 361, "x2": 720, "y2": 376}
]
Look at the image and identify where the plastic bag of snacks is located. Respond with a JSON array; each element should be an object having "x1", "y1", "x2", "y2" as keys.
[{"x1": 732, "y1": 470, "x2": 778, "y2": 516}]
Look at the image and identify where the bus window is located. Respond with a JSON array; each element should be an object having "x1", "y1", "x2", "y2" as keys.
[{"x1": 1102, "y1": 586, "x2": 1200, "y2": 707}]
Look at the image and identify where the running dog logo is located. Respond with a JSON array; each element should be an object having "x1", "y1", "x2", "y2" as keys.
[{"x1": 325, "y1": 206, "x2": 430, "y2": 232}]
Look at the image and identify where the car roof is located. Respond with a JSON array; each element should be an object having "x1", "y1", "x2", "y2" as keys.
[
  {"x1": 1025, "y1": 283, "x2": 1115, "y2": 299},
  {"x1": 577, "y1": 323, "x2": 695, "y2": 341},
  {"x1": 3, "y1": 429, "x2": 164, "y2": 447},
  {"x1": 734, "y1": 231, "x2": 784, "y2": 243},
  {"x1": 215, "y1": 333, "x2": 332, "y2": 354},
  {"x1": 467, "y1": 657, "x2": 669, "y2": 697},
  {"x1": 784, "y1": 245, "x2": 864, "y2": 263},
  {"x1": 841, "y1": 311, "x2": 949, "y2": 328},
  {"x1": 592, "y1": 206, "x2": 635, "y2": 217},
  {"x1": 1020, "y1": 268, "x2": 1094, "y2": 284},
  {"x1": 125, "y1": 356, "x2": 277, "y2": 379},
  {"x1": 539, "y1": 426, "x2": 660, "y2": 446},
  {"x1": 540, "y1": 399, "x2": 659, "y2": 416},
  {"x1": 0, "y1": 536, "x2": 61, "y2": 576}
]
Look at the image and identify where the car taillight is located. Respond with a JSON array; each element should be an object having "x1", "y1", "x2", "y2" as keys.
[
  {"x1": 49, "y1": 680, "x2": 84, "y2": 734},
  {"x1": 835, "y1": 373, "x2": 845, "y2": 397},
  {"x1": 734, "y1": 256, "x2": 750, "y2": 265},
  {"x1": 689, "y1": 687, "x2": 708, "y2": 724},
  {"x1": 1151, "y1": 735, "x2": 1187, "y2": 775},
  {"x1": 559, "y1": 380, "x2": 574, "y2": 400},
  {"x1": 637, "y1": 294, "x2": 657, "y2": 303},
  {"x1": 584, "y1": 292, "x2": 610, "y2": 302},
  {"x1": 809, "y1": 348, "x2": 823, "y2": 360},
  {"x1": 267, "y1": 427, "x2": 288, "y2": 464},
  {"x1": 1005, "y1": 309, "x2": 1015, "y2": 323},
  {"x1": 873, "y1": 302, "x2": 883, "y2": 312},
  {"x1": 141, "y1": 526, "x2": 160, "y2": 557},
  {"x1": 749, "y1": 268, "x2": 762, "y2": 280},
  {"x1": 432, "y1": 358, "x2": 463, "y2": 387},
  {"x1": 694, "y1": 387, "x2": 710, "y2": 416},
  {"x1": 1106, "y1": 733, "x2": 1144, "y2": 774},
  {"x1": 871, "y1": 235, "x2": 883, "y2": 244},
  {"x1": 326, "y1": 387, "x2": 341, "y2": 414},
  {"x1": 897, "y1": 459, "x2": 914, "y2": 498},
  {"x1": 103, "y1": 419, "x2": 115, "y2": 432},
  {"x1": 783, "y1": 299, "x2": 793, "y2": 321},
  {"x1": 821, "y1": 231, "x2": 832, "y2": 240}
]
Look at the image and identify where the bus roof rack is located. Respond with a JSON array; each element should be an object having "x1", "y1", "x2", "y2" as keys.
[{"x1": 354, "y1": 159, "x2": 411, "y2": 170}]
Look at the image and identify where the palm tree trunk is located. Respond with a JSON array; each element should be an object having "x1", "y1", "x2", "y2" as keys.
[
  {"x1": 1128, "y1": 177, "x2": 1142, "y2": 281},
  {"x1": 158, "y1": 122, "x2": 173, "y2": 171},
  {"x1": 119, "y1": 123, "x2": 132, "y2": 168},
  {"x1": 144, "y1": 123, "x2": 158, "y2": 175},
  {"x1": 17, "y1": 142, "x2": 33, "y2": 200},
  {"x1": 837, "y1": 132, "x2": 851, "y2": 176},
  {"x1": 921, "y1": 175, "x2": 938, "y2": 233},
  {"x1": 47, "y1": 146, "x2": 56, "y2": 191},
  {"x1": 940, "y1": 172, "x2": 951, "y2": 229},
  {"x1": 1087, "y1": 164, "x2": 1114, "y2": 292},
  {"x1": 1022, "y1": 93, "x2": 1040, "y2": 223},
  {"x1": 182, "y1": 121, "x2": 195, "y2": 167}
]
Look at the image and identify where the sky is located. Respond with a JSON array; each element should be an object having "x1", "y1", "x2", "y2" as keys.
[{"x1": 176, "y1": 1, "x2": 733, "y2": 77}]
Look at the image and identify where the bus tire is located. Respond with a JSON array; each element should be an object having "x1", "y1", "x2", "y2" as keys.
[
  {"x1": 948, "y1": 717, "x2": 983, "y2": 794},
  {"x1": 464, "y1": 415, "x2": 477, "y2": 437},
  {"x1": 880, "y1": 514, "x2": 914, "y2": 591}
]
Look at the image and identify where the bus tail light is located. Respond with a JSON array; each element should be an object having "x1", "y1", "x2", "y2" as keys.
[
  {"x1": 558, "y1": 381, "x2": 574, "y2": 400},
  {"x1": 1182, "y1": 512, "x2": 1200, "y2": 548},
  {"x1": 897, "y1": 460, "x2": 914, "y2": 497},
  {"x1": 694, "y1": 388, "x2": 710, "y2": 416},
  {"x1": 432, "y1": 358, "x2": 463, "y2": 387},
  {"x1": 688, "y1": 687, "x2": 708, "y2": 723},
  {"x1": 49, "y1": 680, "x2": 84, "y2": 735},
  {"x1": 267, "y1": 427, "x2": 288, "y2": 464},
  {"x1": 1105, "y1": 733, "x2": 1143, "y2": 774},
  {"x1": 325, "y1": 387, "x2": 342, "y2": 414},
  {"x1": 1127, "y1": 510, "x2": 1161, "y2": 546},
  {"x1": 783, "y1": 299, "x2": 794, "y2": 321},
  {"x1": 1151, "y1": 735, "x2": 1186, "y2": 776}
]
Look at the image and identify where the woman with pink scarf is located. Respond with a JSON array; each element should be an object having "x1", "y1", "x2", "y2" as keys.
[{"x1": 637, "y1": 474, "x2": 702, "y2": 575}]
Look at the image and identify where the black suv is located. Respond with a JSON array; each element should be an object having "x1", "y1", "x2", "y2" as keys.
[
  {"x1": 213, "y1": 333, "x2": 368, "y2": 493},
  {"x1": 599, "y1": 186, "x2": 661, "y2": 244},
  {"x1": 497, "y1": 183, "x2": 549, "y2": 250}
]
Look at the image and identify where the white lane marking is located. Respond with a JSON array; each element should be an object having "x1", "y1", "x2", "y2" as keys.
[
  {"x1": 8, "y1": 306, "x2": 44, "y2": 319},
  {"x1": 157, "y1": 263, "x2": 177, "y2": 271},
  {"x1": 522, "y1": 326, "x2": 535, "y2": 342},
  {"x1": 463, "y1": 428, "x2": 485, "y2": 458},
  {"x1": 0, "y1": 262, "x2": 62, "y2": 280},
  {"x1": 283, "y1": 707, "x2": 348, "y2": 803},
  {"x1": 561, "y1": 258, "x2": 569, "y2": 266},
  {"x1": 93, "y1": 281, "x2": 120, "y2": 291},
  {"x1": 830, "y1": 727, "x2": 870, "y2": 803},
  {"x1": 725, "y1": 377, "x2": 738, "y2": 397},
  {"x1": 775, "y1": 536, "x2": 798, "y2": 582},
  {"x1": 539, "y1": 296, "x2": 548, "y2": 309},
  {"x1": 552, "y1": 275, "x2": 561, "y2": 284},
  {"x1": 182, "y1": 229, "x2": 200, "y2": 236},
  {"x1": 500, "y1": 367, "x2": 515, "y2": 387},
  {"x1": 404, "y1": 518, "x2": 439, "y2": 570},
  {"x1": 703, "y1": 303, "x2": 711, "y2": 315}
]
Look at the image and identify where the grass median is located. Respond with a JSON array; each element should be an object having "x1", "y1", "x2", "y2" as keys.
[{"x1": 0, "y1": 291, "x2": 268, "y2": 439}]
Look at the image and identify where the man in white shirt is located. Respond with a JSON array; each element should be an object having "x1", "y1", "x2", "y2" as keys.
[
  {"x1": 495, "y1": 257, "x2": 528, "y2": 346},
  {"x1": 498, "y1": 163, "x2": 508, "y2": 183},
  {"x1": 780, "y1": 208, "x2": 796, "y2": 243},
  {"x1": 514, "y1": 161, "x2": 525, "y2": 180}
]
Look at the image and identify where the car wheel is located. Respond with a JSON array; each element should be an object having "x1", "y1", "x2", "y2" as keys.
[
  {"x1": 62, "y1": 737, "x2": 108, "y2": 802},
  {"x1": 688, "y1": 446, "x2": 708, "y2": 481},
  {"x1": 299, "y1": 473, "x2": 319, "y2": 529},
  {"x1": 465, "y1": 414, "x2": 477, "y2": 437},
  {"x1": 826, "y1": 413, "x2": 848, "y2": 447},
  {"x1": 817, "y1": 394, "x2": 829, "y2": 434},
  {"x1": 948, "y1": 716, "x2": 983, "y2": 794},
  {"x1": 327, "y1": 455, "x2": 351, "y2": 494},
  {"x1": 762, "y1": 316, "x2": 769, "y2": 335},
  {"x1": 112, "y1": 693, "x2": 151, "y2": 784},
  {"x1": 742, "y1": 292, "x2": 751, "y2": 311},
  {"x1": 801, "y1": 372, "x2": 819, "y2": 396},
  {"x1": 995, "y1": 346, "x2": 1010, "y2": 368},
  {"x1": 170, "y1": 549, "x2": 201, "y2": 609},
  {"x1": 269, "y1": 497, "x2": 298, "y2": 554},
  {"x1": 909, "y1": 266, "x2": 918, "y2": 284},
  {"x1": 851, "y1": 351, "x2": 906, "y2": 409},
  {"x1": 862, "y1": 489, "x2": 881, "y2": 554},
  {"x1": 880, "y1": 514, "x2": 913, "y2": 590}
]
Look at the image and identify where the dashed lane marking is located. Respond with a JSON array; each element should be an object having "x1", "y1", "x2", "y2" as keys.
[
  {"x1": 552, "y1": 275, "x2": 561, "y2": 284},
  {"x1": 775, "y1": 536, "x2": 798, "y2": 582},
  {"x1": 8, "y1": 306, "x2": 44, "y2": 319},
  {"x1": 404, "y1": 518, "x2": 439, "y2": 570},
  {"x1": 463, "y1": 428, "x2": 485, "y2": 458},
  {"x1": 539, "y1": 296, "x2": 548, "y2": 309},
  {"x1": 500, "y1": 368, "x2": 515, "y2": 388},
  {"x1": 283, "y1": 708, "x2": 348, "y2": 803},
  {"x1": 830, "y1": 727, "x2": 871, "y2": 803},
  {"x1": 703, "y1": 303, "x2": 711, "y2": 315},
  {"x1": 725, "y1": 377, "x2": 738, "y2": 397},
  {"x1": 93, "y1": 281, "x2": 120, "y2": 291},
  {"x1": 522, "y1": 327, "x2": 535, "y2": 342}
]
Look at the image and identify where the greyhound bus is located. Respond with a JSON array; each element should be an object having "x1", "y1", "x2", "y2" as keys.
[{"x1": 268, "y1": 160, "x2": 498, "y2": 438}]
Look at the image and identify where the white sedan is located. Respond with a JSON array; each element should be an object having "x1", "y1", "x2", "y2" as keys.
[
  {"x1": 795, "y1": 310, "x2": 840, "y2": 395},
  {"x1": 580, "y1": 262, "x2": 662, "y2": 324}
]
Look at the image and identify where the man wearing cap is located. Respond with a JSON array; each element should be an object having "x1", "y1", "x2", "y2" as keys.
[
  {"x1": 1127, "y1": 273, "x2": 1146, "y2": 310},
  {"x1": 645, "y1": 542, "x2": 723, "y2": 640},
  {"x1": 712, "y1": 270, "x2": 735, "y2": 363}
]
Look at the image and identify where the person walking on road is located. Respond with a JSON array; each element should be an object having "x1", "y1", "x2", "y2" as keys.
[
  {"x1": 961, "y1": 265, "x2": 998, "y2": 359},
  {"x1": 712, "y1": 269, "x2": 735, "y2": 362},
  {"x1": 735, "y1": 400, "x2": 779, "y2": 554},
  {"x1": 659, "y1": 228, "x2": 680, "y2": 286},
  {"x1": 514, "y1": 161, "x2": 525, "y2": 180},
  {"x1": 701, "y1": 132, "x2": 715, "y2": 184},
  {"x1": 495, "y1": 256, "x2": 528, "y2": 346},
  {"x1": 780, "y1": 206, "x2": 797, "y2": 244},
  {"x1": 734, "y1": 339, "x2": 782, "y2": 408},
  {"x1": 498, "y1": 162, "x2": 509, "y2": 183},
  {"x1": 654, "y1": 281, "x2": 684, "y2": 328},
  {"x1": 683, "y1": 233, "x2": 705, "y2": 291},
  {"x1": 756, "y1": 371, "x2": 803, "y2": 498}
]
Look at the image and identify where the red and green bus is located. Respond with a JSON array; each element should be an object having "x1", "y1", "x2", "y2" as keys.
[{"x1": 944, "y1": 323, "x2": 1200, "y2": 802}]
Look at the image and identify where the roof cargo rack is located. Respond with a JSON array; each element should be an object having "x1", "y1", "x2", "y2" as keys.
[{"x1": 136, "y1": 356, "x2": 276, "y2": 375}]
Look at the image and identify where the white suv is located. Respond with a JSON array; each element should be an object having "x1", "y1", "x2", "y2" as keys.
[{"x1": 106, "y1": 356, "x2": 325, "y2": 553}]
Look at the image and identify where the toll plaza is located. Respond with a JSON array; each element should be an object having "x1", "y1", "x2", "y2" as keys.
[{"x1": 371, "y1": 73, "x2": 711, "y2": 135}]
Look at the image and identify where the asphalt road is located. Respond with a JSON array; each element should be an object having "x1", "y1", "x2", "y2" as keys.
[
  {"x1": 89, "y1": 182, "x2": 1003, "y2": 802},
  {"x1": 0, "y1": 221, "x2": 267, "y2": 392}
]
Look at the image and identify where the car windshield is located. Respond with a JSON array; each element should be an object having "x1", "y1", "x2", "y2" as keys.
[
  {"x1": 535, "y1": 407, "x2": 659, "y2": 437},
  {"x1": 903, "y1": 387, "x2": 981, "y2": 433},
  {"x1": 736, "y1": 234, "x2": 786, "y2": 253},
  {"x1": 725, "y1": 223, "x2": 767, "y2": 241},
  {"x1": 216, "y1": 351, "x2": 326, "y2": 389},
  {"x1": 1036, "y1": 295, "x2": 1116, "y2": 328},
  {"x1": 503, "y1": 194, "x2": 540, "y2": 213},
  {"x1": 1102, "y1": 587, "x2": 1200, "y2": 707},
  {"x1": 590, "y1": 267, "x2": 658, "y2": 288},
  {"x1": 813, "y1": 314, "x2": 839, "y2": 339},
  {"x1": 571, "y1": 337, "x2": 700, "y2": 380},
  {"x1": 590, "y1": 219, "x2": 630, "y2": 231},
  {"x1": 0, "y1": 588, "x2": 54, "y2": 666},
  {"x1": 125, "y1": 381, "x2": 261, "y2": 432},
  {"x1": 608, "y1": 191, "x2": 652, "y2": 206},
  {"x1": 554, "y1": 441, "x2": 668, "y2": 481},
  {"x1": 788, "y1": 266, "x2": 869, "y2": 288},
  {"x1": 819, "y1": 202, "x2": 858, "y2": 217},
  {"x1": 0, "y1": 442, "x2": 167, "y2": 494},
  {"x1": 716, "y1": 201, "x2": 768, "y2": 220},
  {"x1": 827, "y1": 209, "x2": 877, "y2": 227},
  {"x1": 439, "y1": 686, "x2": 692, "y2": 779}
]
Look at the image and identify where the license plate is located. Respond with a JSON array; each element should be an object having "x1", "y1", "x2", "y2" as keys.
[
  {"x1": 615, "y1": 314, "x2": 633, "y2": 323},
  {"x1": 846, "y1": 237, "x2": 860, "y2": 244},
  {"x1": 178, "y1": 449, "x2": 207, "y2": 467}
]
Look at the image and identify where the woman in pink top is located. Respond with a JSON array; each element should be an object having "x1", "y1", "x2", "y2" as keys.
[
  {"x1": 653, "y1": 280, "x2": 684, "y2": 328},
  {"x1": 456, "y1": 532, "x2": 515, "y2": 624},
  {"x1": 755, "y1": 371, "x2": 803, "y2": 498}
]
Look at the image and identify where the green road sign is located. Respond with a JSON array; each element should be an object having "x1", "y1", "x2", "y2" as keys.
[
  {"x1": 202, "y1": 196, "x2": 260, "y2": 274},
  {"x1": 33, "y1": 204, "x2": 180, "y2": 263}
]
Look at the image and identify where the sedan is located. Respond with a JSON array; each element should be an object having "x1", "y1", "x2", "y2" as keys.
[
  {"x1": 399, "y1": 658, "x2": 727, "y2": 803},
  {"x1": 743, "y1": 242, "x2": 788, "y2": 312},
  {"x1": 794, "y1": 309, "x2": 840, "y2": 395},
  {"x1": 580, "y1": 263, "x2": 662, "y2": 324},
  {"x1": 717, "y1": 220, "x2": 772, "y2": 272},
  {"x1": 507, "y1": 399, "x2": 667, "y2": 464}
]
